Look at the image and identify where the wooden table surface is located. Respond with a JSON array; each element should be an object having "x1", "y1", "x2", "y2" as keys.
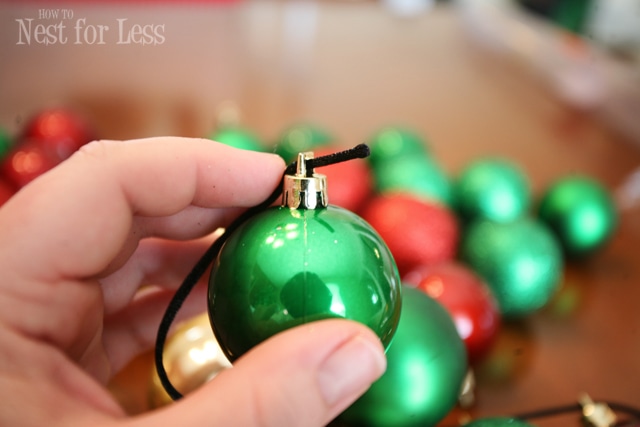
[{"x1": 2, "y1": 1, "x2": 640, "y2": 425}]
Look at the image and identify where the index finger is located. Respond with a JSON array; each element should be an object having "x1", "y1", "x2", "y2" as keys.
[{"x1": 0, "y1": 137, "x2": 285, "y2": 280}]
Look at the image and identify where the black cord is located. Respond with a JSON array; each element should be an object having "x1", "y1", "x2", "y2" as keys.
[
  {"x1": 154, "y1": 143, "x2": 371, "y2": 401},
  {"x1": 305, "y1": 143, "x2": 370, "y2": 175},
  {"x1": 606, "y1": 403, "x2": 640, "y2": 420},
  {"x1": 511, "y1": 401, "x2": 640, "y2": 421}
]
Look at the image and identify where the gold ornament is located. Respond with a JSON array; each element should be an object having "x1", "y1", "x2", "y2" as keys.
[{"x1": 149, "y1": 312, "x2": 231, "y2": 408}]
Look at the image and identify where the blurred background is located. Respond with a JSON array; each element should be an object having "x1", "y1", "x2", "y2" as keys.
[
  {"x1": 1, "y1": 0, "x2": 640, "y2": 426},
  {"x1": 2, "y1": 0, "x2": 639, "y2": 148}
]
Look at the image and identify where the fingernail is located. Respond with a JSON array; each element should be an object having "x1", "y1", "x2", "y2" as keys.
[{"x1": 317, "y1": 334, "x2": 387, "y2": 407}]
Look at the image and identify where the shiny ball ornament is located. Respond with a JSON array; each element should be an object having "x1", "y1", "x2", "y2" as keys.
[
  {"x1": 374, "y1": 155, "x2": 452, "y2": 205},
  {"x1": 149, "y1": 312, "x2": 231, "y2": 408},
  {"x1": 367, "y1": 126, "x2": 428, "y2": 171},
  {"x1": 208, "y1": 127, "x2": 264, "y2": 152},
  {"x1": 336, "y1": 286, "x2": 467, "y2": 427},
  {"x1": 274, "y1": 123, "x2": 333, "y2": 163},
  {"x1": 22, "y1": 108, "x2": 95, "y2": 161},
  {"x1": 537, "y1": 176, "x2": 616, "y2": 257},
  {"x1": 464, "y1": 418, "x2": 535, "y2": 427},
  {"x1": 454, "y1": 158, "x2": 530, "y2": 223},
  {"x1": 208, "y1": 152, "x2": 401, "y2": 362},
  {"x1": 361, "y1": 193, "x2": 459, "y2": 276},
  {"x1": 460, "y1": 218, "x2": 563, "y2": 318},
  {"x1": 314, "y1": 147, "x2": 373, "y2": 212},
  {"x1": 403, "y1": 262, "x2": 500, "y2": 363},
  {"x1": 1, "y1": 139, "x2": 60, "y2": 188}
]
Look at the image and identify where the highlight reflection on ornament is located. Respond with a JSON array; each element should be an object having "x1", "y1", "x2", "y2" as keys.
[
  {"x1": 460, "y1": 218, "x2": 563, "y2": 318},
  {"x1": 538, "y1": 175, "x2": 617, "y2": 258},
  {"x1": 149, "y1": 312, "x2": 230, "y2": 408},
  {"x1": 1, "y1": 139, "x2": 59, "y2": 188},
  {"x1": 453, "y1": 158, "x2": 530, "y2": 223}
]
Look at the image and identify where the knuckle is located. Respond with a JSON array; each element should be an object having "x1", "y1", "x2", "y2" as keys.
[{"x1": 73, "y1": 139, "x2": 116, "y2": 162}]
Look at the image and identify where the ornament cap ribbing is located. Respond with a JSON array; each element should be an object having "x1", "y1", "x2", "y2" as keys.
[{"x1": 283, "y1": 151, "x2": 328, "y2": 209}]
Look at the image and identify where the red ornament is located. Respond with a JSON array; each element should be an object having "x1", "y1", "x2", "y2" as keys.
[
  {"x1": 0, "y1": 178, "x2": 14, "y2": 206},
  {"x1": 403, "y1": 262, "x2": 501, "y2": 363},
  {"x1": 360, "y1": 192, "x2": 459, "y2": 275},
  {"x1": 1, "y1": 139, "x2": 60, "y2": 188},
  {"x1": 314, "y1": 147, "x2": 373, "y2": 212},
  {"x1": 22, "y1": 108, "x2": 95, "y2": 161}
]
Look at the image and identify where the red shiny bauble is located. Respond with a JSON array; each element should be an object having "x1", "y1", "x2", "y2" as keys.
[
  {"x1": 314, "y1": 147, "x2": 373, "y2": 212},
  {"x1": 0, "y1": 178, "x2": 14, "y2": 206},
  {"x1": 1, "y1": 139, "x2": 60, "y2": 188},
  {"x1": 404, "y1": 262, "x2": 501, "y2": 363},
  {"x1": 360, "y1": 193, "x2": 459, "y2": 275},
  {"x1": 22, "y1": 108, "x2": 95, "y2": 161}
]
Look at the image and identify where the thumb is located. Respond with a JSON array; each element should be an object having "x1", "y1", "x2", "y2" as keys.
[{"x1": 130, "y1": 319, "x2": 386, "y2": 427}]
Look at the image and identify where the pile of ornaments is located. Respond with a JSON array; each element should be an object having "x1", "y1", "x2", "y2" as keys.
[
  {"x1": 0, "y1": 109, "x2": 617, "y2": 426},
  {"x1": 209, "y1": 122, "x2": 617, "y2": 427},
  {"x1": 0, "y1": 108, "x2": 96, "y2": 206}
]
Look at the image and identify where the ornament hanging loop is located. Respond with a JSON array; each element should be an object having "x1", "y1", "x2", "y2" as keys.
[{"x1": 283, "y1": 151, "x2": 328, "y2": 210}]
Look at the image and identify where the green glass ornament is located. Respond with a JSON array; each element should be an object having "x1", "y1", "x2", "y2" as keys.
[
  {"x1": 0, "y1": 127, "x2": 11, "y2": 160},
  {"x1": 464, "y1": 418, "x2": 535, "y2": 427},
  {"x1": 274, "y1": 123, "x2": 333, "y2": 163},
  {"x1": 368, "y1": 127, "x2": 429, "y2": 170},
  {"x1": 460, "y1": 218, "x2": 563, "y2": 318},
  {"x1": 454, "y1": 158, "x2": 530, "y2": 223},
  {"x1": 336, "y1": 286, "x2": 467, "y2": 427},
  {"x1": 374, "y1": 155, "x2": 452, "y2": 205},
  {"x1": 551, "y1": 0, "x2": 593, "y2": 34},
  {"x1": 537, "y1": 176, "x2": 616, "y2": 257},
  {"x1": 208, "y1": 152, "x2": 402, "y2": 362},
  {"x1": 208, "y1": 127, "x2": 264, "y2": 152}
]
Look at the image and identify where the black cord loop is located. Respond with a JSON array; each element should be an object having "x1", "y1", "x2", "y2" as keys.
[{"x1": 154, "y1": 143, "x2": 370, "y2": 401}]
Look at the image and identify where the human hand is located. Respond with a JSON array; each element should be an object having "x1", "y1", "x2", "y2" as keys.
[{"x1": 0, "y1": 137, "x2": 386, "y2": 426}]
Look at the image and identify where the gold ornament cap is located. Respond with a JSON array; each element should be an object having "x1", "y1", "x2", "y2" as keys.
[{"x1": 283, "y1": 151, "x2": 328, "y2": 210}]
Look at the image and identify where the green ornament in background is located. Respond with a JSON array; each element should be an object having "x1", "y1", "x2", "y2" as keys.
[
  {"x1": 367, "y1": 126, "x2": 429, "y2": 171},
  {"x1": 460, "y1": 218, "x2": 563, "y2": 318},
  {"x1": 537, "y1": 176, "x2": 617, "y2": 258},
  {"x1": 374, "y1": 155, "x2": 452, "y2": 206},
  {"x1": 209, "y1": 152, "x2": 401, "y2": 362},
  {"x1": 464, "y1": 418, "x2": 536, "y2": 427},
  {"x1": 208, "y1": 127, "x2": 264, "y2": 152},
  {"x1": 274, "y1": 123, "x2": 333, "y2": 162},
  {"x1": 454, "y1": 158, "x2": 530, "y2": 223},
  {"x1": 0, "y1": 127, "x2": 11, "y2": 160},
  {"x1": 336, "y1": 286, "x2": 467, "y2": 427}
]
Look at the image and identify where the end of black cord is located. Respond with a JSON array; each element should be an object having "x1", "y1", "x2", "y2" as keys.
[
  {"x1": 352, "y1": 143, "x2": 371, "y2": 159},
  {"x1": 304, "y1": 143, "x2": 371, "y2": 173}
]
